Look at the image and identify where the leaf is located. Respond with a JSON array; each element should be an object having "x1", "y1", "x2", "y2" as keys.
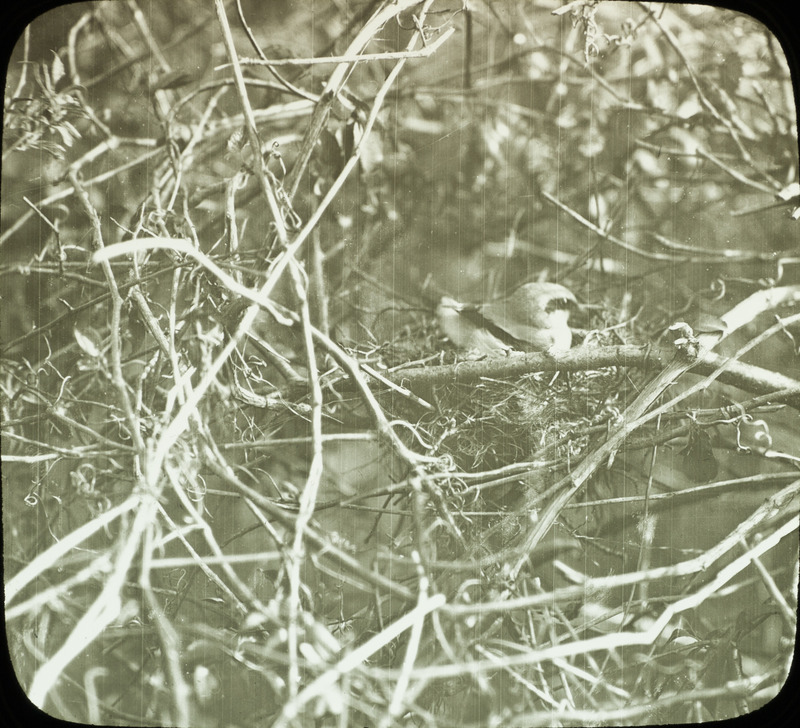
[
  {"x1": 680, "y1": 427, "x2": 718, "y2": 483},
  {"x1": 51, "y1": 51, "x2": 65, "y2": 86},
  {"x1": 778, "y1": 182, "x2": 800, "y2": 201},
  {"x1": 74, "y1": 327, "x2": 101, "y2": 358}
]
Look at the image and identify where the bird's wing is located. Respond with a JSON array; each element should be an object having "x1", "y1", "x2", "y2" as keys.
[
  {"x1": 459, "y1": 302, "x2": 523, "y2": 347},
  {"x1": 480, "y1": 300, "x2": 571, "y2": 351},
  {"x1": 478, "y1": 300, "x2": 538, "y2": 343},
  {"x1": 436, "y1": 298, "x2": 515, "y2": 352}
]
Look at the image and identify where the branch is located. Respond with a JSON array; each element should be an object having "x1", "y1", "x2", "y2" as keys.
[
  {"x1": 386, "y1": 345, "x2": 800, "y2": 410},
  {"x1": 508, "y1": 290, "x2": 800, "y2": 577}
]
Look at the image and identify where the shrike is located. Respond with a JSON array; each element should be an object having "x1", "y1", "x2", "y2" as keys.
[{"x1": 436, "y1": 281, "x2": 576, "y2": 355}]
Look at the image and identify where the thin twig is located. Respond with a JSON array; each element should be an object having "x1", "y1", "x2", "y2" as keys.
[{"x1": 218, "y1": 29, "x2": 455, "y2": 69}]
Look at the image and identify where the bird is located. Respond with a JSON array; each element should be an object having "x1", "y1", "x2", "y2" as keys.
[{"x1": 436, "y1": 281, "x2": 576, "y2": 355}]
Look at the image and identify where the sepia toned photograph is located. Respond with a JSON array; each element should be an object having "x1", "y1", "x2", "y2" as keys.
[{"x1": 2, "y1": 2, "x2": 798, "y2": 726}]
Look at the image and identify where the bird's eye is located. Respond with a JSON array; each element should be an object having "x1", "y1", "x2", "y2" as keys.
[{"x1": 546, "y1": 298, "x2": 573, "y2": 313}]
